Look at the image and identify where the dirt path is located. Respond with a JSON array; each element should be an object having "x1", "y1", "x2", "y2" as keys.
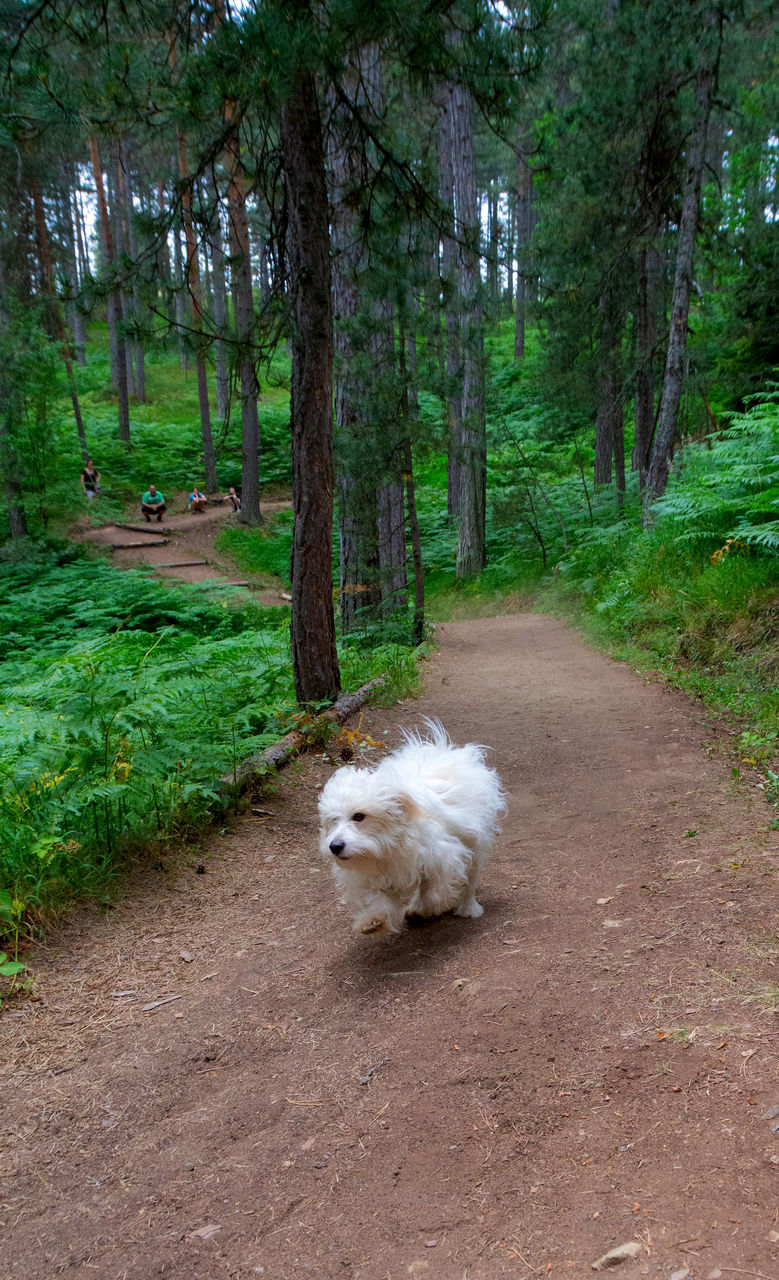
[
  {"x1": 3, "y1": 614, "x2": 778, "y2": 1280},
  {"x1": 79, "y1": 500, "x2": 292, "y2": 603}
]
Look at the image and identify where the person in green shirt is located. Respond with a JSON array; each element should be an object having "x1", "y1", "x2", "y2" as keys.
[{"x1": 141, "y1": 485, "x2": 166, "y2": 522}]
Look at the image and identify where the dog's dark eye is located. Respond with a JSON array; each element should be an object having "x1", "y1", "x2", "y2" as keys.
[{"x1": 352, "y1": 812, "x2": 365, "y2": 823}]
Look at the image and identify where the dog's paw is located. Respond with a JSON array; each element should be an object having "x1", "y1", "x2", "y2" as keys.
[
  {"x1": 359, "y1": 916, "x2": 389, "y2": 935},
  {"x1": 453, "y1": 899, "x2": 484, "y2": 919}
]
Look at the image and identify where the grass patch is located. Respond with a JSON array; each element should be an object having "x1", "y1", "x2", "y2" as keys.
[{"x1": 215, "y1": 511, "x2": 294, "y2": 587}]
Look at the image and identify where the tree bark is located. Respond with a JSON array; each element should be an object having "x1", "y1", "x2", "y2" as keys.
[
  {"x1": 207, "y1": 196, "x2": 231, "y2": 428},
  {"x1": 109, "y1": 144, "x2": 137, "y2": 401},
  {"x1": 0, "y1": 415, "x2": 28, "y2": 538},
  {"x1": 63, "y1": 178, "x2": 87, "y2": 365},
  {"x1": 176, "y1": 132, "x2": 218, "y2": 493},
  {"x1": 329, "y1": 85, "x2": 378, "y2": 632},
  {"x1": 224, "y1": 103, "x2": 261, "y2": 525},
  {"x1": 156, "y1": 178, "x2": 176, "y2": 332},
  {"x1": 644, "y1": 59, "x2": 716, "y2": 515},
  {"x1": 515, "y1": 130, "x2": 534, "y2": 360},
  {"x1": 399, "y1": 322, "x2": 424, "y2": 645},
  {"x1": 120, "y1": 140, "x2": 146, "y2": 403},
  {"x1": 633, "y1": 246, "x2": 661, "y2": 486},
  {"x1": 280, "y1": 64, "x2": 341, "y2": 705},
  {"x1": 487, "y1": 185, "x2": 500, "y2": 306},
  {"x1": 30, "y1": 177, "x2": 90, "y2": 460},
  {"x1": 439, "y1": 88, "x2": 462, "y2": 517},
  {"x1": 593, "y1": 289, "x2": 623, "y2": 496},
  {"x1": 89, "y1": 134, "x2": 130, "y2": 443},
  {"x1": 447, "y1": 76, "x2": 486, "y2": 577},
  {"x1": 172, "y1": 216, "x2": 189, "y2": 371}
]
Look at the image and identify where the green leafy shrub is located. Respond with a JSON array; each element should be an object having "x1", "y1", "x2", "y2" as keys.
[{"x1": 0, "y1": 544, "x2": 416, "y2": 938}]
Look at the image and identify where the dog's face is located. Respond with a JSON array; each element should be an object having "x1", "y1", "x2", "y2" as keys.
[{"x1": 318, "y1": 767, "x2": 416, "y2": 869}]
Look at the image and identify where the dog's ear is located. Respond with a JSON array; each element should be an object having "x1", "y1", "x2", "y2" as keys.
[{"x1": 394, "y1": 790, "x2": 424, "y2": 821}]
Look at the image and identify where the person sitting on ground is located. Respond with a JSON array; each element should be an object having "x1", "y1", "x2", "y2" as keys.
[
  {"x1": 227, "y1": 486, "x2": 241, "y2": 512},
  {"x1": 188, "y1": 486, "x2": 207, "y2": 513},
  {"x1": 141, "y1": 484, "x2": 166, "y2": 522},
  {"x1": 81, "y1": 458, "x2": 102, "y2": 501}
]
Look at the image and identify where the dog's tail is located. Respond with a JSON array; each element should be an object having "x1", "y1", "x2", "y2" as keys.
[
  {"x1": 400, "y1": 716, "x2": 451, "y2": 750},
  {"x1": 402, "y1": 716, "x2": 494, "y2": 757}
]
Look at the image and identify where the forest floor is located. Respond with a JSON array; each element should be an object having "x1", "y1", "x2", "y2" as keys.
[
  {"x1": 78, "y1": 495, "x2": 292, "y2": 602},
  {"x1": 3, "y1": 544, "x2": 779, "y2": 1278}
]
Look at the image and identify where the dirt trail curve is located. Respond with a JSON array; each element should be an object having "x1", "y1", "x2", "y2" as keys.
[
  {"x1": 79, "y1": 499, "x2": 291, "y2": 601},
  {"x1": 3, "y1": 614, "x2": 779, "y2": 1280}
]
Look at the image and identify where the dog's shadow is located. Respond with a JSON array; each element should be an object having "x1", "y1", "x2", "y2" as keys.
[{"x1": 329, "y1": 910, "x2": 489, "y2": 1001}]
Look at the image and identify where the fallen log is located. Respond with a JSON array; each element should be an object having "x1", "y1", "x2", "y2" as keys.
[
  {"x1": 219, "y1": 675, "x2": 388, "y2": 797},
  {"x1": 113, "y1": 523, "x2": 171, "y2": 536},
  {"x1": 109, "y1": 538, "x2": 170, "y2": 549},
  {"x1": 153, "y1": 560, "x2": 209, "y2": 568}
]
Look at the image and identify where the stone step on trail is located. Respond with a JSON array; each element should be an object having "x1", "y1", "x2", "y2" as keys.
[
  {"x1": 150, "y1": 560, "x2": 209, "y2": 569},
  {"x1": 107, "y1": 537, "x2": 170, "y2": 549},
  {"x1": 112, "y1": 523, "x2": 171, "y2": 537}
]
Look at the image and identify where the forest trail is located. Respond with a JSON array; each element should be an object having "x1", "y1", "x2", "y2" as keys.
[
  {"x1": 4, "y1": 614, "x2": 779, "y2": 1280},
  {"x1": 79, "y1": 498, "x2": 292, "y2": 603}
]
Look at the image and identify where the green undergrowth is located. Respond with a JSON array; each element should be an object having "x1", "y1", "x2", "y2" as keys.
[
  {"x1": 215, "y1": 511, "x2": 294, "y2": 587},
  {"x1": 4, "y1": 326, "x2": 294, "y2": 535},
  {"x1": 0, "y1": 543, "x2": 418, "y2": 944},
  {"x1": 539, "y1": 540, "x2": 779, "y2": 763}
]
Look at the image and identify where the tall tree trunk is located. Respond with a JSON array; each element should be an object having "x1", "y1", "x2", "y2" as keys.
[
  {"x1": 280, "y1": 65, "x2": 341, "y2": 705},
  {"x1": 399, "y1": 319, "x2": 424, "y2": 644},
  {"x1": 448, "y1": 76, "x2": 486, "y2": 577},
  {"x1": 515, "y1": 132, "x2": 534, "y2": 361},
  {"x1": 328, "y1": 49, "x2": 404, "y2": 629},
  {"x1": 439, "y1": 88, "x2": 462, "y2": 518},
  {"x1": 63, "y1": 180, "x2": 87, "y2": 365},
  {"x1": 224, "y1": 104, "x2": 261, "y2": 525},
  {"x1": 594, "y1": 289, "x2": 623, "y2": 492},
  {"x1": 0, "y1": 412, "x2": 28, "y2": 538},
  {"x1": 177, "y1": 133, "x2": 218, "y2": 493},
  {"x1": 30, "y1": 177, "x2": 90, "y2": 460},
  {"x1": 487, "y1": 185, "x2": 500, "y2": 306},
  {"x1": 328, "y1": 86, "x2": 378, "y2": 632},
  {"x1": 377, "y1": 453, "x2": 407, "y2": 615},
  {"x1": 89, "y1": 134, "x2": 130, "y2": 443},
  {"x1": 73, "y1": 174, "x2": 89, "y2": 280},
  {"x1": 109, "y1": 144, "x2": 137, "y2": 401},
  {"x1": 120, "y1": 140, "x2": 146, "y2": 403},
  {"x1": 644, "y1": 59, "x2": 716, "y2": 515},
  {"x1": 207, "y1": 197, "x2": 231, "y2": 428},
  {"x1": 172, "y1": 217, "x2": 189, "y2": 371},
  {"x1": 505, "y1": 195, "x2": 515, "y2": 312},
  {"x1": 633, "y1": 246, "x2": 661, "y2": 485},
  {"x1": 156, "y1": 178, "x2": 176, "y2": 330}
]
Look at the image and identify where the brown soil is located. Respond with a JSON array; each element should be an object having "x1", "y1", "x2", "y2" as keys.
[
  {"x1": 79, "y1": 498, "x2": 292, "y2": 603},
  {"x1": 3, "y1": 613, "x2": 779, "y2": 1280}
]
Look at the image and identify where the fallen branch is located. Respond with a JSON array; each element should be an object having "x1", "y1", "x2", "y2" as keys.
[
  {"x1": 220, "y1": 675, "x2": 388, "y2": 797},
  {"x1": 153, "y1": 560, "x2": 208, "y2": 568},
  {"x1": 115, "y1": 523, "x2": 171, "y2": 536},
  {"x1": 108, "y1": 538, "x2": 170, "y2": 549}
]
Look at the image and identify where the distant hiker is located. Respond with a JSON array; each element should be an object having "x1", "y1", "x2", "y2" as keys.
[
  {"x1": 141, "y1": 485, "x2": 166, "y2": 522},
  {"x1": 81, "y1": 458, "x2": 101, "y2": 500},
  {"x1": 188, "y1": 486, "x2": 207, "y2": 513},
  {"x1": 227, "y1": 486, "x2": 241, "y2": 512}
]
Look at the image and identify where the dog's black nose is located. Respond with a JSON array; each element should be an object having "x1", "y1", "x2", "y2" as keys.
[{"x1": 329, "y1": 839, "x2": 347, "y2": 858}]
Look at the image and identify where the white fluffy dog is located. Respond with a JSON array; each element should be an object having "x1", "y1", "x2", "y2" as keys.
[{"x1": 318, "y1": 720, "x2": 505, "y2": 935}]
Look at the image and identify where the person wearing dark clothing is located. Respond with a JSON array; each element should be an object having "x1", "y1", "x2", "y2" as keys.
[{"x1": 81, "y1": 459, "x2": 101, "y2": 500}]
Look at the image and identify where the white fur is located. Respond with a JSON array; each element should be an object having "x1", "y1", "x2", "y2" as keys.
[{"x1": 318, "y1": 719, "x2": 505, "y2": 935}]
